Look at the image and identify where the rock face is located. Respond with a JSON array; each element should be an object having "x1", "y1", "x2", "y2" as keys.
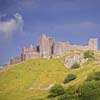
[
  {"x1": 64, "y1": 54, "x2": 86, "y2": 68},
  {"x1": 9, "y1": 34, "x2": 98, "y2": 65}
]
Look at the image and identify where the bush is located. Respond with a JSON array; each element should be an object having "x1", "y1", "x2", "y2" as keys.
[
  {"x1": 84, "y1": 50, "x2": 94, "y2": 59},
  {"x1": 63, "y1": 74, "x2": 77, "y2": 84},
  {"x1": 77, "y1": 81, "x2": 100, "y2": 100},
  {"x1": 58, "y1": 81, "x2": 100, "y2": 100},
  {"x1": 86, "y1": 71, "x2": 100, "y2": 82},
  {"x1": 48, "y1": 84, "x2": 65, "y2": 98},
  {"x1": 58, "y1": 86, "x2": 80, "y2": 100},
  {"x1": 71, "y1": 62, "x2": 80, "y2": 69}
]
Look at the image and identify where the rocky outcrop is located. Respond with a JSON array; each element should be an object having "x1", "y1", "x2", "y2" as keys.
[{"x1": 64, "y1": 54, "x2": 86, "y2": 68}]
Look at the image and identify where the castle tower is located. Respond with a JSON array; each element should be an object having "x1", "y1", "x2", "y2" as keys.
[
  {"x1": 21, "y1": 47, "x2": 26, "y2": 61},
  {"x1": 88, "y1": 38, "x2": 98, "y2": 50},
  {"x1": 39, "y1": 34, "x2": 54, "y2": 58}
]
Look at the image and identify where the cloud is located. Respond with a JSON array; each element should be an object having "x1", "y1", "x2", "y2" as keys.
[
  {"x1": 0, "y1": 13, "x2": 23, "y2": 38},
  {"x1": 14, "y1": 13, "x2": 24, "y2": 33}
]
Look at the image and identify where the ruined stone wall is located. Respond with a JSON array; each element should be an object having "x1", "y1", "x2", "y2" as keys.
[
  {"x1": 9, "y1": 34, "x2": 98, "y2": 65},
  {"x1": 88, "y1": 38, "x2": 98, "y2": 50},
  {"x1": 39, "y1": 34, "x2": 54, "y2": 58},
  {"x1": 68, "y1": 44, "x2": 89, "y2": 51},
  {"x1": 53, "y1": 38, "x2": 98, "y2": 57},
  {"x1": 53, "y1": 41, "x2": 69, "y2": 57},
  {"x1": 21, "y1": 44, "x2": 40, "y2": 61},
  {"x1": 10, "y1": 56, "x2": 22, "y2": 65},
  {"x1": 22, "y1": 52, "x2": 40, "y2": 60},
  {"x1": 20, "y1": 35, "x2": 99, "y2": 61},
  {"x1": 68, "y1": 38, "x2": 98, "y2": 51}
]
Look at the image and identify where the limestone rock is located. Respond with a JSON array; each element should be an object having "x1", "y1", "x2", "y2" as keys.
[{"x1": 64, "y1": 54, "x2": 86, "y2": 68}]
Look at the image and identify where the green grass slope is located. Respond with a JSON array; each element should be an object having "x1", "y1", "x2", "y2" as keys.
[
  {"x1": 0, "y1": 58, "x2": 100, "y2": 100},
  {"x1": 0, "y1": 59, "x2": 67, "y2": 100}
]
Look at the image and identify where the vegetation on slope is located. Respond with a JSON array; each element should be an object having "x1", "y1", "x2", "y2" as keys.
[
  {"x1": 55, "y1": 70, "x2": 100, "y2": 100},
  {"x1": 63, "y1": 74, "x2": 77, "y2": 84},
  {"x1": 57, "y1": 80, "x2": 100, "y2": 100},
  {"x1": 0, "y1": 55, "x2": 100, "y2": 100},
  {"x1": 0, "y1": 59, "x2": 67, "y2": 100}
]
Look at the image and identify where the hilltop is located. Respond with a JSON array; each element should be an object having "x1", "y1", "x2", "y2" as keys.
[
  {"x1": 0, "y1": 50, "x2": 100, "y2": 100},
  {"x1": 8, "y1": 34, "x2": 98, "y2": 66}
]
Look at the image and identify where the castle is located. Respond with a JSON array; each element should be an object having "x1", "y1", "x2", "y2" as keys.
[{"x1": 10, "y1": 34, "x2": 98, "y2": 65}]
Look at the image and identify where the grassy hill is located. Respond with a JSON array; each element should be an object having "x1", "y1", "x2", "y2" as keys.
[{"x1": 0, "y1": 57, "x2": 100, "y2": 100}]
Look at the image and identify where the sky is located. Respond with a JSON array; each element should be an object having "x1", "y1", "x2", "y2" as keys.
[{"x1": 0, "y1": 0, "x2": 100, "y2": 66}]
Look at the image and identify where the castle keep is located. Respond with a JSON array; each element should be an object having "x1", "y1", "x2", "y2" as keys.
[{"x1": 10, "y1": 34, "x2": 98, "y2": 65}]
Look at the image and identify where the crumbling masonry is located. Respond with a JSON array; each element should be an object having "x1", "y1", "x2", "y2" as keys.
[{"x1": 10, "y1": 34, "x2": 98, "y2": 65}]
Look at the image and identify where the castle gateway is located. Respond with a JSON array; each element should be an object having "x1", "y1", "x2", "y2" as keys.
[{"x1": 10, "y1": 34, "x2": 98, "y2": 64}]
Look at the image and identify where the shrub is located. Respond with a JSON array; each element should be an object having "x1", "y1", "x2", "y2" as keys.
[
  {"x1": 86, "y1": 71, "x2": 100, "y2": 81},
  {"x1": 48, "y1": 84, "x2": 65, "y2": 98},
  {"x1": 58, "y1": 81, "x2": 100, "y2": 100},
  {"x1": 58, "y1": 86, "x2": 80, "y2": 100},
  {"x1": 71, "y1": 62, "x2": 80, "y2": 69},
  {"x1": 63, "y1": 74, "x2": 77, "y2": 84},
  {"x1": 77, "y1": 81, "x2": 100, "y2": 100},
  {"x1": 84, "y1": 50, "x2": 94, "y2": 59}
]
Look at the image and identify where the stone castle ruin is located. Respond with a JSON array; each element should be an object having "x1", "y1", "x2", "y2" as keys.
[{"x1": 10, "y1": 34, "x2": 98, "y2": 65}]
